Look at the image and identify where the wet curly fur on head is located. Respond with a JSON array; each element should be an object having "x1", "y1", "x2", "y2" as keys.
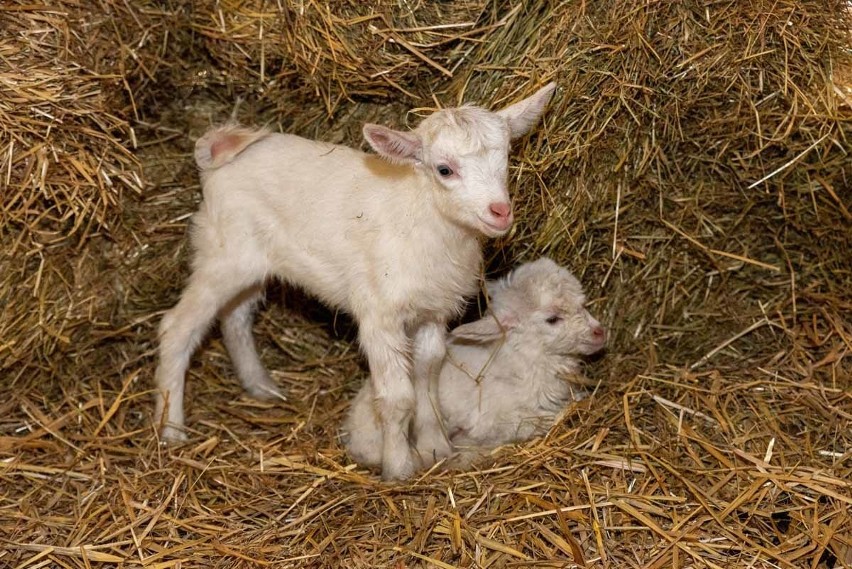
[{"x1": 488, "y1": 257, "x2": 586, "y2": 319}]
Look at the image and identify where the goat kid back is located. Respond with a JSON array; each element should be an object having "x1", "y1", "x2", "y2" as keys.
[{"x1": 154, "y1": 82, "x2": 557, "y2": 480}]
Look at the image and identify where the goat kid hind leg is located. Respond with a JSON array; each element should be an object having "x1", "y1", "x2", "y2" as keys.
[
  {"x1": 220, "y1": 284, "x2": 283, "y2": 401},
  {"x1": 154, "y1": 266, "x2": 260, "y2": 442},
  {"x1": 411, "y1": 321, "x2": 452, "y2": 466}
]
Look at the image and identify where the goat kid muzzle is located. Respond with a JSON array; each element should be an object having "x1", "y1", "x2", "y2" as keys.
[{"x1": 482, "y1": 201, "x2": 513, "y2": 232}]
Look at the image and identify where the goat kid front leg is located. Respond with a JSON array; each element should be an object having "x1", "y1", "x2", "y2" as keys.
[
  {"x1": 360, "y1": 319, "x2": 418, "y2": 481},
  {"x1": 412, "y1": 321, "x2": 453, "y2": 467}
]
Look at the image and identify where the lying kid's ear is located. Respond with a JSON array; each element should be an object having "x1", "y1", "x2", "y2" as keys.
[
  {"x1": 451, "y1": 312, "x2": 518, "y2": 343},
  {"x1": 451, "y1": 316, "x2": 505, "y2": 342}
]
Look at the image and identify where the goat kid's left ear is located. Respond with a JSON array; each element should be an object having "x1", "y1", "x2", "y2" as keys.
[
  {"x1": 451, "y1": 312, "x2": 517, "y2": 343},
  {"x1": 497, "y1": 82, "x2": 557, "y2": 140},
  {"x1": 363, "y1": 124, "x2": 423, "y2": 164}
]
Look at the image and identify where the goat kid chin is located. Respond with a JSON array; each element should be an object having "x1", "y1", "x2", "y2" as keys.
[{"x1": 154, "y1": 83, "x2": 557, "y2": 481}]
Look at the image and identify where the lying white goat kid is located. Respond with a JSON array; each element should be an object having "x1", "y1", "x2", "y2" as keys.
[{"x1": 344, "y1": 257, "x2": 606, "y2": 471}]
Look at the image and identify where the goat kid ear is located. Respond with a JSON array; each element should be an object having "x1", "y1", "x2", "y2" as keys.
[
  {"x1": 451, "y1": 314, "x2": 513, "y2": 343},
  {"x1": 496, "y1": 82, "x2": 557, "y2": 140},
  {"x1": 363, "y1": 124, "x2": 422, "y2": 164}
]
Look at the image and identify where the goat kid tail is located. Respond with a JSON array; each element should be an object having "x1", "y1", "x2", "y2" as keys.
[{"x1": 194, "y1": 124, "x2": 271, "y2": 171}]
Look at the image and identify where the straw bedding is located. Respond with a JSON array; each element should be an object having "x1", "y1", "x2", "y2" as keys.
[{"x1": 1, "y1": 0, "x2": 850, "y2": 567}]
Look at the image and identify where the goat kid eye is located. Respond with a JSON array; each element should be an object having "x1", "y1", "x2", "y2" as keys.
[
  {"x1": 545, "y1": 315, "x2": 562, "y2": 325},
  {"x1": 436, "y1": 165, "x2": 454, "y2": 177}
]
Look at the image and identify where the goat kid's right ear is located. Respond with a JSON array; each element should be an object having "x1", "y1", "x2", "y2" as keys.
[
  {"x1": 363, "y1": 124, "x2": 422, "y2": 164},
  {"x1": 497, "y1": 82, "x2": 557, "y2": 140}
]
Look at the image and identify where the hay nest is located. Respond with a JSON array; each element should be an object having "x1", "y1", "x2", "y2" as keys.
[{"x1": 2, "y1": 0, "x2": 851, "y2": 567}]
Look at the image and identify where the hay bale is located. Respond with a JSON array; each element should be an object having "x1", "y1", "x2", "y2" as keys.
[
  {"x1": 1, "y1": 7, "x2": 133, "y2": 247},
  {"x1": 191, "y1": 0, "x2": 497, "y2": 113},
  {"x1": 1, "y1": 0, "x2": 851, "y2": 568},
  {"x1": 0, "y1": 1, "x2": 183, "y2": 370}
]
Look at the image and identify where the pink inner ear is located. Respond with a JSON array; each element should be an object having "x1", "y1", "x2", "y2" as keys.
[
  {"x1": 210, "y1": 134, "x2": 240, "y2": 161},
  {"x1": 386, "y1": 135, "x2": 417, "y2": 157}
]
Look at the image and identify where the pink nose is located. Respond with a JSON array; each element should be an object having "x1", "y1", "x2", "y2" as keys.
[
  {"x1": 592, "y1": 325, "x2": 606, "y2": 342},
  {"x1": 488, "y1": 202, "x2": 512, "y2": 227}
]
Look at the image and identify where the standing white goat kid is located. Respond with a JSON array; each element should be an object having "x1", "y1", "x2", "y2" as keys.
[
  {"x1": 154, "y1": 83, "x2": 556, "y2": 480},
  {"x1": 343, "y1": 257, "x2": 606, "y2": 470}
]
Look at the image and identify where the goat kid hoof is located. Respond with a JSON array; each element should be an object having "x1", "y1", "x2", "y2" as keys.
[
  {"x1": 381, "y1": 468, "x2": 414, "y2": 482},
  {"x1": 160, "y1": 426, "x2": 188, "y2": 444},
  {"x1": 415, "y1": 434, "x2": 452, "y2": 467},
  {"x1": 381, "y1": 454, "x2": 418, "y2": 481},
  {"x1": 244, "y1": 381, "x2": 286, "y2": 402}
]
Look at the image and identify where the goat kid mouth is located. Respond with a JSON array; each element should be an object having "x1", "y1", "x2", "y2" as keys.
[
  {"x1": 581, "y1": 338, "x2": 606, "y2": 352},
  {"x1": 479, "y1": 216, "x2": 513, "y2": 236}
]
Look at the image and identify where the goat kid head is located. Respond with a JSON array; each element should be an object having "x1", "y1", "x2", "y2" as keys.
[
  {"x1": 363, "y1": 83, "x2": 557, "y2": 238},
  {"x1": 451, "y1": 257, "x2": 607, "y2": 357}
]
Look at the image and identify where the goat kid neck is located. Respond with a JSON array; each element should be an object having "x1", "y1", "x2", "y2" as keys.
[{"x1": 389, "y1": 165, "x2": 485, "y2": 324}]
